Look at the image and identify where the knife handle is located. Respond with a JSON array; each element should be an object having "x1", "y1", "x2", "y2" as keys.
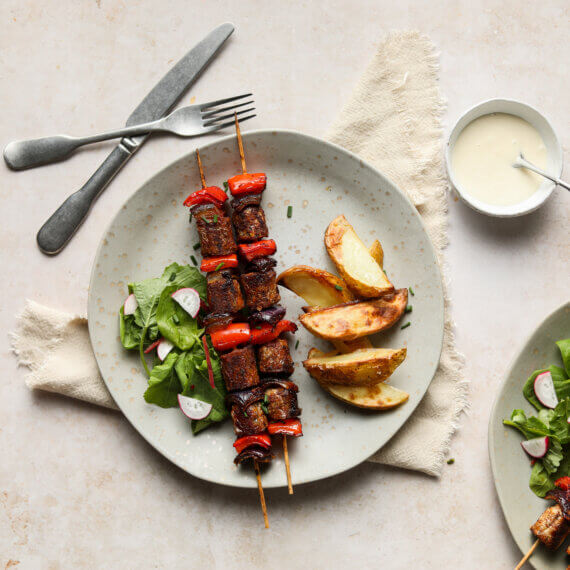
[{"x1": 37, "y1": 142, "x2": 133, "y2": 255}]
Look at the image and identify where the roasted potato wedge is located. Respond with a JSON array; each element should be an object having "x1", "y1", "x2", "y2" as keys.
[
  {"x1": 332, "y1": 337, "x2": 373, "y2": 353},
  {"x1": 318, "y1": 380, "x2": 409, "y2": 410},
  {"x1": 325, "y1": 215, "x2": 393, "y2": 298},
  {"x1": 299, "y1": 289, "x2": 408, "y2": 341},
  {"x1": 277, "y1": 265, "x2": 354, "y2": 307},
  {"x1": 369, "y1": 239, "x2": 384, "y2": 268},
  {"x1": 307, "y1": 348, "x2": 409, "y2": 410},
  {"x1": 303, "y1": 347, "x2": 406, "y2": 386}
]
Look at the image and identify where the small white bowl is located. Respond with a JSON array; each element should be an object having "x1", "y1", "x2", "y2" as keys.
[{"x1": 445, "y1": 99, "x2": 563, "y2": 217}]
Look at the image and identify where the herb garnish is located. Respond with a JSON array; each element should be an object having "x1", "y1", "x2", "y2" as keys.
[
  {"x1": 401, "y1": 322, "x2": 411, "y2": 330},
  {"x1": 447, "y1": 458, "x2": 455, "y2": 465},
  {"x1": 223, "y1": 181, "x2": 229, "y2": 193},
  {"x1": 193, "y1": 242, "x2": 201, "y2": 250},
  {"x1": 334, "y1": 284, "x2": 343, "y2": 291},
  {"x1": 190, "y1": 255, "x2": 198, "y2": 266},
  {"x1": 409, "y1": 286, "x2": 415, "y2": 296},
  {"x1": 295, "y1": 340, "x2": 299, "y2": 350},
  {"x1": 405, "y1": 305, "x2": 413, "y2": 313},
  {"x1": 214, "y1": 262, "x2": 224, "y2": 271},
  {"x1": 287, "y1": 205, "x2": 293, "y2": 218}
]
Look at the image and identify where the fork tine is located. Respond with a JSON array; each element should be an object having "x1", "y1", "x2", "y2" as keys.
[
  {"x1": 200, "y1": 93, "x2": 252, "y2": 111},
  {"x1": 204, "y1": 114, "x2": 256, "y2": 133},
  {"x1": 201, "y1": 100, "x2": 254, "y2": 120},
  {"x1": 203, "y1": 108, "x2": 256, "y2": 127}
]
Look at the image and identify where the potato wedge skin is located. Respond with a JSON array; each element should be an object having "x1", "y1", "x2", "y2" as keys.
[
  {"x1": 303, "y1": 347, "x2": 406, "y2": 386},
  {"x1": 317, "y1": 379, "x2": 409, "y2": 410},
  {"x1": 299, "y1": 289, "x2": 408, "y2": 341},
  {"x1": 325, "y1": 215, "x2": 393, "y2": 298},
  {"x1": 368, "y1": 239, "x2": 384, "y2": 268},
  {"x1": 277, "y1": 265, "x2": 354, "y2": 307}
]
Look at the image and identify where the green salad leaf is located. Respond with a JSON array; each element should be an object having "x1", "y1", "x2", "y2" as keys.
[
  {"x1": 557, "y1": 339, "x2": 570, "y2": 377},
  {"x1": 119, "y1": 263, "x2": 228, "y2": 434},
  {"x1": 157, "y1": 285, "x2": 203, "y2": 350},
  {"x1": 504, "y1": 337, "x2": 570, "y2": 497}
]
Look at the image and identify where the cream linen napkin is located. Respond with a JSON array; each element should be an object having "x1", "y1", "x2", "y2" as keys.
[{"x1": 11, "y1": 31, "x2": 466, "y2": 476}]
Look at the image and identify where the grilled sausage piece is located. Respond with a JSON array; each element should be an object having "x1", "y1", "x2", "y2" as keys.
[
  {"x1": 264, "y1": 386, "x2": 301, "y2": 421},
  {"x1": 220, "y1": 345, "x2": 260, "y2": 392},
  {"x1": 240, "y1": 269, "x2": 280, "y2": 311},
  {"x1": 257, "y1": 337, "x2": 294, "y2": 376},
  {"x1": 206, "y1": 270, "x2": 244, "y2": 314},
  {"x1": 531, "y1": 504, "x2": 570, "y2": 549},
  {"x1": 231, "y1": 401, "x2": 268, "y2": 437},
  {"x1": 195, "y1": 205, "x2": 237, "y2": 257},
  {"x1": 232, "y1": 206, "x2": 268, "y2": 243}
]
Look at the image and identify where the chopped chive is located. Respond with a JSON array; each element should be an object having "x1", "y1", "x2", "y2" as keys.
[
  {"x1": 295, "y1": 340, "x2": 299, "y2": 350},
  {"x1": 188, "y1": 212, "x2": 193, "y2": 223},
  {"x1": 243, "y1": 411, "x2": 248, "y2": 418},
  {"x1": 287, "y1": 205, "x2": 293, "y2": 218},
  {"x1": 190, "y1": 255, "x2": 198, "y2": 266},
  {"x1": 409, "y1": 286, "x2": 415, "y2": 296},
  {"x1": 213, "y1": 214, "x2": 218, "y2": 223},
  {"x1": 261, "y1": 403, "x2": 269, "y2": 414},
  {"x1": 447, "y1": 458, "x2": 455, "y2": 465},
  {"x1": 169, "y1": 272, "x2": 176, "y2": 282},
  {"x1": 400, "y1": 322, "x2": 411, "y2": 330},
  {"x1": 334, "y1": 284, "x2": 343, "y2": 291},
  {"x1": 193, "y1": 242, "x2": 201, "y2": 250},
  {"x1": 255, "y1": 325, "x2": 262, "y2": 330},
  {"x1": 223, "y1": 181, "x2": 229, "y2": 193},
  {"x1": 405, "y1": 305, "x2": 413, "y2": 313},
  {"x1": 264, "y1": 394, "x2": 269, "y2": 405},
  {"x1": 214, "y1": 262, "x2": 224, "y2": 271},
  {"x1": 172, "y1": 314, "x2": 180, "y2": 325}
]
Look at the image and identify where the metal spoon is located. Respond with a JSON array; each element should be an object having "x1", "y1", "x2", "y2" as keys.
[{"x1": 513, "y1": 152, "x2": 569, "y2": 191}]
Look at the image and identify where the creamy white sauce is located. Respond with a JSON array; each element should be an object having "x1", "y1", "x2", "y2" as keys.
[{"x1": 451, "y1": 113, "x2": 548, "y2": 206}]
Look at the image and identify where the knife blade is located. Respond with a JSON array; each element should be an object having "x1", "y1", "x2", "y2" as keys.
[{"x1": 37, "y1": 23, "x2": 234, "y2": 255}]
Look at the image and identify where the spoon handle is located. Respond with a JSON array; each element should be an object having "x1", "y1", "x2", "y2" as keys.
[{"x1": 518, "y1": 158, "x2": 570, "y2": 191}]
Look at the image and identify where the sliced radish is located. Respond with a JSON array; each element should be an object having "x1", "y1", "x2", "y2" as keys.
[
  {"x1": 521, "y1": 436, "x2": 549, "y2": 458},
  {"x1": 157, "y1": 339, "x2": 174, "y2": 361},
  {"x1": 534, "y1": 371, "x2": 559, "y2": 409},
  {"x1": 171, "y1": 288, "x2": 200, "y2": 318},
  {"x1": 123, "y1": 293, "x2": 138, "y2": 315},
  {"x1": 178, "y1": 394, "x2": 212, "y2": 420}
]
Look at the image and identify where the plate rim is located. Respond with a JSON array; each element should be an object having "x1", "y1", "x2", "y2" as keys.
[
  {"x1": 488, "y1": 300, "x2": 570, "y2": 566},
  {"x1": 88, "y1": 127, "x2": 445, "y2": 488}
]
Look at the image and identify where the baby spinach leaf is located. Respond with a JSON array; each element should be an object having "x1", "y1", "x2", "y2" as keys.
[
  {"x1": 557, "y1": 339, "x2": 570, "y2": 377},
  {"x1": 143, "y1": 352, "x2": 181, "y2": 408},
  {"x1": 119, "y1": 307, "x2": 142, "y2": 349},
  {"x1": 156, "y1": 285, "x2": 202, "y2": 350}
]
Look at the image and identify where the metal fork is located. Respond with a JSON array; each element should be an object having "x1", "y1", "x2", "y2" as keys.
[
  {"x1": 512, "y1": 152, "x2": 570, "y2": 191},
  {"x1": 4, "y1": 93, "x2": 255, "y2": 170}
]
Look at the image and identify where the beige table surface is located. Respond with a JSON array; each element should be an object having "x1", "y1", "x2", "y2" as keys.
[{"x1": 1, "y1": 1, "x2": 569, "y2": 568}]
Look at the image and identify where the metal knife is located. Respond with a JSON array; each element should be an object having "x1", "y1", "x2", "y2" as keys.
[{"x1": 37, "y1": 23, "x2": 234, "y2": 255}]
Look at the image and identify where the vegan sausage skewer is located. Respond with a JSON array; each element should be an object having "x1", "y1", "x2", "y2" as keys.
[{"x1": 227, "y1": 113, "x2": 302, "y2": 494}]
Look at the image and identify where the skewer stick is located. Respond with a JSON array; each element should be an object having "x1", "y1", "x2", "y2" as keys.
[
  {"x1": 234, "y1": 113, "x2": 247, "y2": 174},
  {"x1": 254, "y1": 460, "x2": 269, "y2": 528},
  {"x1": 282, "y1": 437, "x2": 294, "y2": 494},
  {"x1": 514, "y1": 539, "x2": 539, "y2": 570},
  {"x1": 195, "y1": 149, "x2": 207, "y2": 188}
]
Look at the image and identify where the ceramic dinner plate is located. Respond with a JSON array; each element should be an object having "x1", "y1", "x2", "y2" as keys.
[
  {"x1": 88, "y1": 129, "x2": 444, "y2": 488},
  {"x1": 489, "y1": 302, "x2": 570, "y2": 569}
]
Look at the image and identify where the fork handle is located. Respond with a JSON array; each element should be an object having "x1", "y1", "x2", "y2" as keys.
[
  {"x1": 36, "y1": 142, "x2": 133, "y2": 254},
  {"x1": 4, "y1": 120, "x2": 160, "y2": 170}
]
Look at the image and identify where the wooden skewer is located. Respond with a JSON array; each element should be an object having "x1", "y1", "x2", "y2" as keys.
[
  {"x1": 195, "y1": 149, "x2": 207, "y2": 188},
  {"x1": 234, "y1": 112, "x2": 247, "y2": 174},
  {"x1": 283, "y1": 436, "x2": 294, "y2": 494},
  {"x1": 514, "y1": 539, "x2": 539, "y2": 570},
  {"x1": 254, "y1": 460, "x2": 269, "y2": 528}
]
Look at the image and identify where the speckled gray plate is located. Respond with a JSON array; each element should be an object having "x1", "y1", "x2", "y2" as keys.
[
  {"x1": 88, "y1": 129, "x2": 444, "y2": 489},
  {"x1": 489, "y1": 302, "x2": 570, "y2": 569}
]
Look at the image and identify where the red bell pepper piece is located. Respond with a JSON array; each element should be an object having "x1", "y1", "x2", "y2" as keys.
[
  {"x1": 200, "y1": 254, "x2": 238, "y2": 273},
  {"x1": 201, "y1": 336, "x2": 216, "y2": 389},
  {"x1": 267, "y1": 419, "x2": 303, "y2": 437},
  {"x1": 183, "y1": 186, "x2": 227, "y2": 208},
  {"x1": 227, "y1": 173, "x2": 267, "y2": 196},
  {"x1": 238, "y1": 239, "x2": 276, "y2": 262},
  {"x1": 209, "y1": 322, "x2": 251, "y2": 351},
  {"x1": 250, "y1": 320, "x2": 297, "y2": 345},
  {"x1": 144, "y1": 338, "x2": 162, "y2": 354},
  {"x1": 233, "y1": 433, "x2": 272, "y2": 455},
  {"x1": 555, "y1": 476, "x2": 570, "y2": 490}
]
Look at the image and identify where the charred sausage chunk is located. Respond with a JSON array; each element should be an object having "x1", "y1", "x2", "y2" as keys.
[
  {"x1": 240, "y1": 269, "x2": 280, "y2": 311},
  {"x1": 264, "y1": 385, "x2": 301, "y2": 421},
  {"x1": 195, "y1": 205, "x2": 236, "y2": 257},
  {"x1": 206, "y1": 270, "x2": 244, "y2": 314},
  {"x1": 231, "y1": 401, "x2": 268, "y2": 437},
  {"x1": 232, "y1": 206, "x2": 268, "y2": 243},
  {"x1": 257, "y1": 337, "x2": 294, "y2": 376},
  {"x1": 220, "y1": 345, "x2": 260, "y2": 391}
]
